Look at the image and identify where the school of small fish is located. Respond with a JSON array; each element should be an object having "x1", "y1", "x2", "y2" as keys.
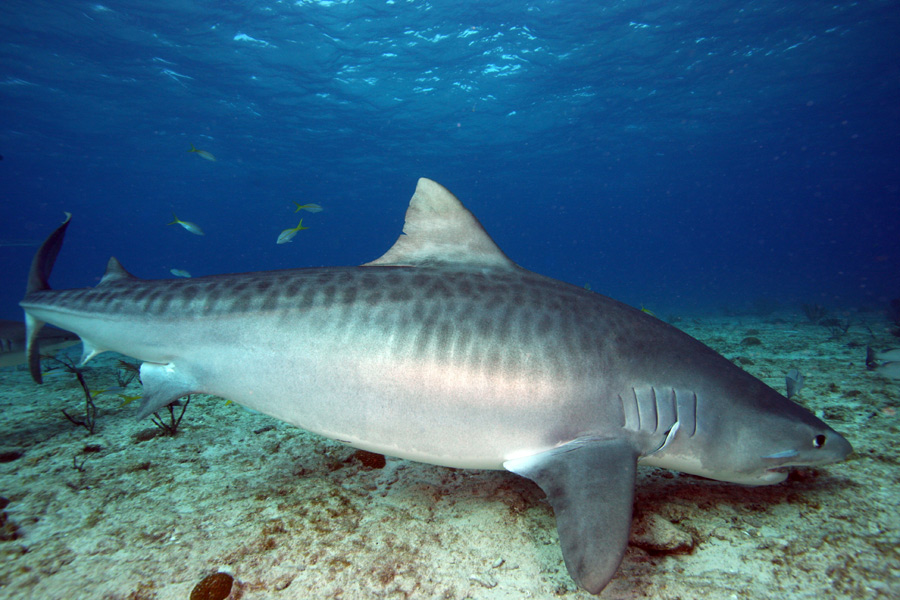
[
  {"x1": 276, "y1": 202, "x2": 323, "y2": 244},
  {"x1": 167, "y1": 145, "x2": 324, "y2": 273}
]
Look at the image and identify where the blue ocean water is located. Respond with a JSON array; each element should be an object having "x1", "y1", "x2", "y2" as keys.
[{"x1": 1, "y1": 0, "x2": 898, "y2": 318}]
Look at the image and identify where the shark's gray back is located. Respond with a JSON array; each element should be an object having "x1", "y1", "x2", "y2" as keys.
[{"x1": 34, "y1": 264, "x2": 612, "y2": 377}]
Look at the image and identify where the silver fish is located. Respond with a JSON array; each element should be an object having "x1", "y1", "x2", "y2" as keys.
[
  {"x1": 167, "y1": 213, "x2": 204, "y2": 236},
  {"x1": 276, "y1": 219, "x2": 309, "y2": 244}
]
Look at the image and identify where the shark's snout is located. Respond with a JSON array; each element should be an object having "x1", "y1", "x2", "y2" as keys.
[{"x1": 762, "y1": 427, "x2": 852, "y2": 477}]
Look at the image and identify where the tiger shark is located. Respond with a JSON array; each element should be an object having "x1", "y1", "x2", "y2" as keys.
[{"x1": 20, "y1": 178, "x2": 851, "y2": 594}]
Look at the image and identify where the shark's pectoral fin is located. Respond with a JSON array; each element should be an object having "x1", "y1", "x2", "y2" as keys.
[
  {"x1": 504, "y1": 437, "x2": 638, "y2": 595},
  {"x1": 137, "y1": 362, "x2": 199, "y2": 419}
]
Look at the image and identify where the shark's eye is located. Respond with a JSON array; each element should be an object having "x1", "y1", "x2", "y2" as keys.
[{"x1": 813, "y1": 434, "x2": 826, "y2": 448}]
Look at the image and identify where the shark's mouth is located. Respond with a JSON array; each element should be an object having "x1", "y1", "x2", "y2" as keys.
[
  {"x1": 766, "y1": 464, "x2": 792, "y2": 472},
  {"x1": 755, "y1": 453, "x2": 798, "y2": 482},
  {"x1": 759, "y1": 468, "x2": 791, "y2": 484},
  {"x1": 760, "y1": 449, "x2": 800, "y2": 482}
]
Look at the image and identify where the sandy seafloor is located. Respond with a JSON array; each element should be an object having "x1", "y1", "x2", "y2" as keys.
[{"x1": 1, "y1": 311, "x2": 898, "y2": 600}]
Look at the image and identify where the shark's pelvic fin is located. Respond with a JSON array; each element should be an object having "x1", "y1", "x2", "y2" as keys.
[
  {"x1": 78, "y1": 339, "x2": 107, "y2": 366},
  {"x1": 137, "y1": 362, "x2": 200, "y2": 419},
  {"x1": 504, "y1": 438, "x2": 639, "y2": 594},
  {"x1": 99, "y1": 256, "x2": 137, "y2": 285},
  {"x1": 24, "y1": 212, "x2": 72, "y2": 384},
  {"x1": 364, "y1": 178, "x2": 516, "y2": 269}
]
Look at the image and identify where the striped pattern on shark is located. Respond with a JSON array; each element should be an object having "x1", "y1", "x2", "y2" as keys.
[{"x1": 20, "y1": 178, "x2": 851, "y2": 594}]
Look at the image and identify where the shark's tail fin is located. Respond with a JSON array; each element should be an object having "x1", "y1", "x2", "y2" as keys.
[
  {"x1": 26, "y1": 212, "x2": 71, "y2": 295},
  {"x1": 23, "y1": 212, "x2": 72, "y2": 384}
]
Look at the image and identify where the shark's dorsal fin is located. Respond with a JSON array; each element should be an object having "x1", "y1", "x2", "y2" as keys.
[
  {"x1": 99, "y1": 257, "x2": 137, "y2": 285},
  {"x1": 364, "y1": 178, "x2": 516, "y2": 269}
]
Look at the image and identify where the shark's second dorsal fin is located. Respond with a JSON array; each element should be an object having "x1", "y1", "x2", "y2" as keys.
[
  {"x1": 99, "y1": 257, "x2": 137, "y2": 285},
  {"x1": 364, "y1": 178, "x2": 516, "y2": 269}
]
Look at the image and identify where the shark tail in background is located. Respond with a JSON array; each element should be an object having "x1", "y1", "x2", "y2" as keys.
[
  {"x1": 24, "y1": 212, "x2": 72, "y2": 384},
  {"x1": 865, "y1": 346, "x2": 877, "y2": 370}
]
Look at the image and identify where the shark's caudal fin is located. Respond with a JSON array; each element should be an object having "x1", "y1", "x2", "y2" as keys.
[
  {"x1": 25, "y1": 212, "x2": 72, "y2": 295},
  {"x1": 364, "y1": 178, "x2": 516, "y2": 269},
  {"x1": 24, "y1": 212, "x2": 72, "y2": 384}
]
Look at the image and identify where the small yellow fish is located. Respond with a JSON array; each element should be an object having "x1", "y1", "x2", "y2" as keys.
[
  {"x1": 170, "y1": 268, "x2": 192, "y2": 278},
  {"x1": 293, "y1": 202, "x2": 323, "y2": 213},
  {"x1": 168, "y1": 212, "x2": 205, "y2": 236},
  {"x1": 117, "y1": 393, "x2": 143, "y2": 407},
  {"x1": 640, "y1": 305, "x2": 656, "y2": 317},
  {"x1": 277, "y1": 219, "x2": 309, "y2": 244},
  {"x1": 188, "y1": 144, "x2": 216, "y2": 162},
  {"x1": 91, "y1": 386, "x2": 126, "y2": 398}
]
